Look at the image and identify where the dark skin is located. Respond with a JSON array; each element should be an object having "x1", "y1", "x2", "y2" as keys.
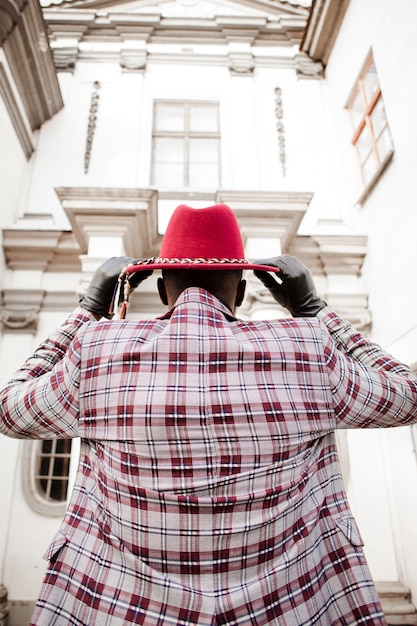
[{"x1": 157, "y1": 269, "x2": 246, "y2": 314}]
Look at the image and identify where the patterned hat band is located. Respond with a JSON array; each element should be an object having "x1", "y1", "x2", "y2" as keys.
[{"x1": 126, "y1": 257, "x2": 249, "y2": 269}]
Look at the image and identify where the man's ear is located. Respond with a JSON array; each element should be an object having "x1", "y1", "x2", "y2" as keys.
[
  {"x1": 157, "y1": 277, "x2": 168, "y2": 305},
  {"x1": 235, "y1": 279, "x2": 246, "y2": 307}
]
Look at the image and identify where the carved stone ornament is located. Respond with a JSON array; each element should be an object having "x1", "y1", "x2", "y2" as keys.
[
  {"x1": 120, "y1": 49, "x2": 147, "y2": 72},
  {"x1": 84, "y1": 81, "x2": 100, "y2": 174},
  {"x1": 52, "y1": 45, "x2": 78, "y2": 72},
  {"x1": 295, "y1": 52, "x2": 324, "y2": 79},
  {"x1": 274, "y1": 87, "x2": 286, "y2": 178},
  {"x1": 0, "y1": 308, "x2": 39, "y2": 333},
  {"x1": 227, "y1": 52, "x2": 255, "y2": 76}
]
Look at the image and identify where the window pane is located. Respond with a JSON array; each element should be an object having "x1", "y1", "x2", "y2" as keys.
[
  {"x1": 189, "y1": 105, "x2": 218, "y2": 132},
  {"x1": 189, "y1": 164, "x2": 219, "y2": 188},
  {"x1": 154, "y1": 163, "x2": 184, "y2": 187},
  {"x1": 349, "y1": 89, "x2": 365, "y2": 131},
  {"x1": 362, "y1": 61, "x2": 379, "y2": 104},
  {"x1": 35, "y1": 439, "x2": 72, "y2": 503},
  {"x1": 189, "y1": 138, "x2": 218, "y2": 163},
  {"x1": 153, "y1": 137, "x2": 185, "y2": 186},
  {"x1": 189, "y1": 138, "x2": 219, "y2": 187},
  {"x1": 154, "y1": 103, "x2": 185, "y2": 131},
  {"x1": 356, "y1": 125, "x2": 373, "y2": 163},
  {"x1": 371, "y1": 97, "x2": 388, "y2": 135},
  {"x1": 376, "y1": 126, "x2": 393, "y2": 162},
  {"x1": 154, "y1": 137, "x2": 184, "y2": 161},
  {"x1": 362, "y1": 151, "x2": 378, "y2": 186}
]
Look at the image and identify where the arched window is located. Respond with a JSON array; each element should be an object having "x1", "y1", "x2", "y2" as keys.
[{"x1": 22, "y1": 439, "x2": 73, "y2": 516}]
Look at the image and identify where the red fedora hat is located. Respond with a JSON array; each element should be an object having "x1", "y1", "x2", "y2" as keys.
[{"x1": 125, "y1": 203, "x2": 280, "y2": 274}]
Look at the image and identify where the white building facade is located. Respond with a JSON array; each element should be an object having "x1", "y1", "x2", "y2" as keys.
[{"x1": 1, "y1": 0, "x2": 417, "y2": 623}]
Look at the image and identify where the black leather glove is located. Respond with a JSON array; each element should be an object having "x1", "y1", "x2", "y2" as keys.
[
  {"x1": 79, "y1": 257, "x2": 152, "y2": 319},
  {"x1": 253, "y1": 255, "x2": 326, "y2": 317}
]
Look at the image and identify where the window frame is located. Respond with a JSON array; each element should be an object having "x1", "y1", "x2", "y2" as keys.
[
  {"x1": 151, "y1": 100, "x2": 221, "y2": 191},
  {"x1": 346, "y1": 51, "x2": 394, "y2": 202},
  {"x1": 22, "y1": 439, "x2": 73, "y2": 517}
]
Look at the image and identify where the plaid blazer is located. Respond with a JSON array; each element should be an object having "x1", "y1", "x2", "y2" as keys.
[{"x1": 2, "y1": 288, "x2": 417, "y2": 626}]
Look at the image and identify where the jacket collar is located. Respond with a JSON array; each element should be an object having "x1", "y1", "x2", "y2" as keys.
[{"x1": 160, "y1": 287, "x2": 237, "y2": 322}]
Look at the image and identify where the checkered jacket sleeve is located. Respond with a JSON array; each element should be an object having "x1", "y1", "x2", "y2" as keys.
[
  {"x1": 318, "y1": 306, "x2": 417, "y2": 428},
  {"x1": 0, "y1": 306, "x2": 94, "y2": 439}
]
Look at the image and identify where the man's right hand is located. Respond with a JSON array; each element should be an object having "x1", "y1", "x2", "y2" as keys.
[{"x1": 253, "y1": 255, "x2": 326, "y2": 317}]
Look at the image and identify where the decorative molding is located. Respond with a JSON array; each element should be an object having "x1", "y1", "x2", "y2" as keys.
[
  {"x1": 3, "y1": 0, "x2": 63, "y2": 130},
  {"x1": 118, "y1": 32, "x2": 150, "y2": 72},
  {"x1": 56, "y1": 187, "x2": 160, "y2": 258},
  {"x1": 43, "y1": 8, "x2": 313, "y2": 72},
  {"x1": 52, "y1": 45, "x2": 79, "y2": 72},
  {"x1": 215, "y1": 190, "x2": 313, "y2": 252},
  {"x1": 84, "y1": 81, "x2": 100, "y2": 174},
  {"x1": 2, "y1": 228, "x2": 80, "y2": 271},
  {"x1": 120, "y1": 48, "x2": 148, "y2": 72},
  {"x1": 0, "y1": 308, "x2": 39, "y2": 332},
  {"x1": 44, "y1": 9, "x2": 309, "y2": 49},
  {"x1": 227, "y1": 50, "x2": 255, "y2": 75},
  {"x1": 274, "y1": 87, "x2": 286, "y2": 177},
  {"x1": 0, "y1": 62, "x2": 34, "y2": 158},
  {"x1": 0, "y1": 289, "x2": 80, "y2": 332},
  {"x1": 300, "y1": 0, "x2": 350, "y2": 66},
  {"x1": 311, "y1": 234, "x2": 368, "y2": 276},
  {"x1": 244, "y1": 277, "x2": 370, "y2": 331},
  {"x1": 2, "y1": 188, "x2": 160, "y2": 272},
  {"x1": 287, "y1": 233, "x2": 367, "y2": 276},
  {"x1": 324, "y1": 293, "x2": 371, "y2": 332},
  {"x1": 0, "y1": 0, "x2": 27, "y2": 46},
  {"x1": 294, "y1": 52, "x2": 324, "y2": 78},
  {"x1": 0, "y1": 289, "x2": 45, "y2": 333}
]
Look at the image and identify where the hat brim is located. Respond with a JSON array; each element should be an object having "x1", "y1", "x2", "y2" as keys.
[{"x1": 125, "y1": 259, "x2": 280, "y2": 274}]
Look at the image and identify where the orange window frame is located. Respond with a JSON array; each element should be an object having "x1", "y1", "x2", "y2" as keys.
[
  {"x1": 349, "y1": 56, "x2": 382, "y2": 167},
  {"x1": 347, "y1": 53, "x2": 393, "y2": 188}
]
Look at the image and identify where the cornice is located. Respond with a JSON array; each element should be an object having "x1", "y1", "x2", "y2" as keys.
[
  {"x1": 42, "y1": 6, "x2": 321, "y2": 72},
  {"x1": 43, "y1": 0, "x2": 309, "y2": 19},
  {"x1": 3, "y1": 0, "x2": 63, "y2": 130},
  {"x1": 300, "y1": 0, "x2": 349, "y2": 66},
  {"x1": 44, "y1": 9, "x2": 307, "y2": 48},
  {"x1": 0, "y1": 62, "x2": 34, "y2": 158},
  {"x1": 0, "y1": 0, "x2": 27, "y2": 46}
]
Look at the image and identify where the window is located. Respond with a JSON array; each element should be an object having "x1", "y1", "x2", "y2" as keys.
[
  {"x1": 152, "y1": 101, "x2": 220, "y2": 190},
  {"x1": 22, "y1": 439, "x2": 73, "y2": 516},
  {"x1": 346, "y1": 53, "x2": 393, "y2": 189}
]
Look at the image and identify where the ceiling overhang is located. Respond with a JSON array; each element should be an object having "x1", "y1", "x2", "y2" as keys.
[
  {"x1": 2, "y1": 0, "x2": 63, "y2": 129},
  {"x1": 300, "y1": 0, "x2": 349, "y2": 66}
]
